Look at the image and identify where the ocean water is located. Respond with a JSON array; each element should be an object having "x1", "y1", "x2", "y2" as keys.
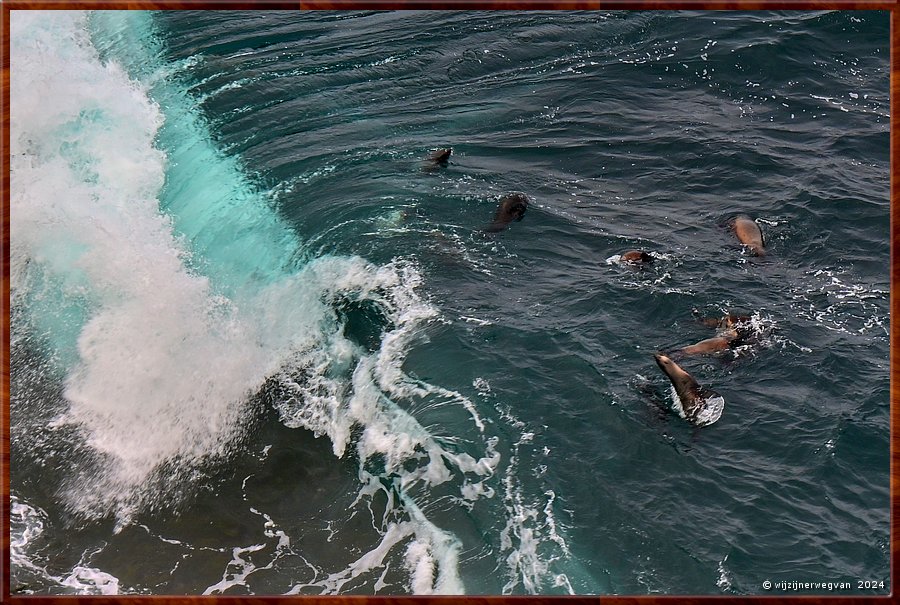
[{"x1": 8, "y1": 9, "x2": 890, "y2": 596}]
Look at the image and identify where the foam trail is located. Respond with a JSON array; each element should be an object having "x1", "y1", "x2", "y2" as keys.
[
  {"x1": 10, "y1": 495, "x2": 123, "y2": 595},
  {"x1": 9, "y1": 496, "x2": 52, "y2": 587}
]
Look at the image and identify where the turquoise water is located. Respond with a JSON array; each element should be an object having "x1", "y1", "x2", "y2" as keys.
[{"x1": 9, "y1": 10, "x2": 890, "y2": 595}]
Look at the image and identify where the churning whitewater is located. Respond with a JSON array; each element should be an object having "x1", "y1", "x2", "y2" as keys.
[{"x1": 10, "y1": 11, "x2": 571, "y2": 595}]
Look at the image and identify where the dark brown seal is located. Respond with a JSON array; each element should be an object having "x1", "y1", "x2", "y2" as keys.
[
  {"x1": 485, "y1": 193, "x2": 529, "y2": 233},
  {"x1": 681, "y1": 312, "x2": 754, "y2": 356},
  {"x1": 428, "y1": 148, "x2": 452, "y2": 165},
  {"x1": 422, "y1": 148, "x2": 452, "y2": 173},
  {"x1": 694, "y1": 312, "x2": 752, "y2": 331}
]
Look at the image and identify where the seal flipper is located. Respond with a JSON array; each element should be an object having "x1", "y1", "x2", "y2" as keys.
[{"x1": 690, "y1": 386, "x2": 725, "y2": 427}]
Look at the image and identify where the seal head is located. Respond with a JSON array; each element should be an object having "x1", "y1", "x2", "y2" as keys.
[
  {"x1": 485, "y1": 193, "x2": 529, "y2": 233},
  {"x1": 422, "y1": 148, "x2": 452, "y2": 172}
]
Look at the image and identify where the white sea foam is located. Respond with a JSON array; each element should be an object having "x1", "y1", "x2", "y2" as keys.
[
  {"x1": 789, "y1": 268, "x2": 888, "y2": 337},
  {"x1": 10, "y1": 495, "x2": 51, "y2": 585},
  {"x1": 10, "y1": 11, "x2": 481, "y2": 593},
  {"x1": 266, "y1": 258, "x2": 503, "y2": 595},
  {"x1": 11, "y1": 494, "x2": 125, "y2": 595},
  {"x1": 11, "y1": 10, "x2": 288, "y2": 524},
  {"x1": 716, "y1": 554, "x2": 733, "y2": 592},
  {"x1": 60, "y1": 567, "x2": 121, "y2": 596},
  {"x1": 10, "y1": 11, "x2": 579, "y2": 596},
  {"x1": 494, "y1": 409, "x2": 576, "y2": 595}
]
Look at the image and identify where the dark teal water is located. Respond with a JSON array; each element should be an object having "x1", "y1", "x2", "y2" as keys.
[{"x1": 9, "y1": 10, "x2": 889, "y2": 596}]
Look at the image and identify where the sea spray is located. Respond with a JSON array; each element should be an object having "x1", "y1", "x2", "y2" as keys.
[
  {"x1": 87, "y1": 10, "x2": 301, "y2": 297},
  {"x1": 11, "y1": 10, "x2": 283, "y2": 525},
  {"x1": 10, "y1": 10, "x2": 504, "y2": 593}
]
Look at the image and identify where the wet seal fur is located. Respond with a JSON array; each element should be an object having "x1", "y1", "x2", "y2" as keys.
[
  {"x1": 485, "y1": 192, "x2": 529, "y2": 233},
  {"x1": 731, "y1": 215, "x2": 765, "y2": 256},
  {"x1": 678, "y1": 312, "x2": 756, "y2": 356},
  {"x1": 678, "y1": 331, "x2": 742, "y2": 356},
  {"x1": 653, "y1": 353, "x2": 724, "y2": 426},
  {"x1": 620, "y1": 250, "x2": 654, "y2": 265},
  {"x1": 428, "y1": 148, "x2": 452, "y2": 165},
  {"x1": 423, "y1": 148, "x2": 452, "y2": 172},
  {"x1": 694, "y1": 311, "x2": 752, "y2": 331}
]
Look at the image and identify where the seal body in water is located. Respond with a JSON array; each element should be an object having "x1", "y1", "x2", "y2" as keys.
[
  {"x1": 428, "y1": 148, "x2": 452, "y2": 164},
  {"x1": 732, "y1": 215, "x2": 765, "y2": 256},
  {"x1": 694, "y1": 311, "x2": 752, "y2": 331},
  {"x1": 653, "y1": 353, "x2": 725, "y2": 426},
  {"x1": 620, "y1": 250, "x2": 654, "y2": 265},
  {"x1": 680, "y1": 312, "x2": 757, "y2": 356},
  {"x1": 423, "y1": 148, "x2": 452, "y2": 172},
  {"x1": 485, "y1": 193, "x2": 529, "y2": 232},
  {"x1": 678, "y1": 329, "x2": 742, "y2": 356}
]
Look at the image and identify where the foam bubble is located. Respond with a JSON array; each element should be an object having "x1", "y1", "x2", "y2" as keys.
[
  {"x1": 789, "y1": 268, "x2": 888, "y2": 337},
  {"x1": 10, "y1": 495, "x2": 50, "y2": 585},
  {"x1": 61, "y1": 567, "x2": 121, "y2": 596},
  {"x1": 10, "y1": 494, "x2": 125, "y2": 595},
  {"x1": 716, "y1": 554, "x2": 733, "y2": 592}
]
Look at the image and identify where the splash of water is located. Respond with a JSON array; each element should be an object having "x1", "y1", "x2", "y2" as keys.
[{"x1": 10, "y1": 10, "x2": 505, "y2": 594}]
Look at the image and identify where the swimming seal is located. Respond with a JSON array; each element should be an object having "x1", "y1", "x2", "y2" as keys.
[
  {"x1": 485, "y1": 193, "x2": 528, "y2": 233},
  {"x1": 422, "y1": 148, "x2": 452, "y2": 172},
  {"x1": 653, "y1": 353, "x2": 724, "y2": 426},
  {"x1": 732, "y1": 215, "x2": 765, "y2": 256},
  {"x1": 620, "y1": 250, "x2": 654, "y2": 265},
  {"x1": 428, "y1": 148, "x2": 452, "y2": 165},
  {"x1": 678, "y1": 329, "x2": 742, "y2": 356},
  {"x1": 680, "y1": 312, "x2": 754, "y2": 356}
]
